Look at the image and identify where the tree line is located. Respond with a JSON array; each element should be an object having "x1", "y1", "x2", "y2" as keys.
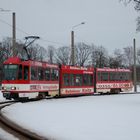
[{"x1": 0, "y1": 37, "x2": 140, "y2": 69}]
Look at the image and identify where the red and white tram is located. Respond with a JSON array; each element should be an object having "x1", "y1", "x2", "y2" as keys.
[
  {"x1": 95, "y1": 68, "x2": 133, "y2": 93},
  {"x1": 59, "y1": 65, "x2": 94, "y2": 96},
  {"x1": 2, "y1": 57, "x2": 59, "y2": 99},
  {"x1": 1, "y1": 57, "x2": 133, "y2": 100}
]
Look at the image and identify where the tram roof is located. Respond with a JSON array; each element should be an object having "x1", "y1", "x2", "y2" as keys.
[
  {"x1": 3, "y1": 57, "x2": 59, "y2": 69},
  {"x1": 96, "y1": 67, "x2": 131, "y2": 72}
]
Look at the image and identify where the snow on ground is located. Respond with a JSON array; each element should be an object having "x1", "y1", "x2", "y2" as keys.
[
  {"x1": 0, "y1": 87, "x2": 140, "y2": 140},
  {"x1": 1, "y1": 93, "x2": 140, "y2": 140},
  {"x1": 0, "y1": 91, "x2": 17, "y2": 140},
  {"x1": 0, "y1": 128, "x2": 19, "y2": 140},
  {"x1": 0, "y1": 90, "x2": 6, "y2": 102}
]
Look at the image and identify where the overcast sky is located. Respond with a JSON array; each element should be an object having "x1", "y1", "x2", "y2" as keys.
[{"x1": 0, "y1": 0, "x2": 139, "y2": 53}]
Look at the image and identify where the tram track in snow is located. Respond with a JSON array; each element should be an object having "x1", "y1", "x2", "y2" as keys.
[
  {"x1": 0, "y1": 101, "x2": 48, "y2": 140},
  {"x1": 93, "y1": 91, "x2": 140, "y2": 97}
]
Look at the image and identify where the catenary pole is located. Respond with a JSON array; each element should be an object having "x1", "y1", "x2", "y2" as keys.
[
  {"x1": 71, "y1": 30, "x2": 74, "y2": 65},
  {"x1": 133, "y1": 38, "x2": 137, "y2": 92},
  {"x1": 12, "y1": 12, "x2": 16, "y2": 56}
]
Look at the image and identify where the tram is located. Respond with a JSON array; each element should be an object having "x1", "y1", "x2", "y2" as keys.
[
  {"x1": 95, "y1": 68, "x2": 132, "y2": 94},
  {"x1": 59, "y1": 65, "x2": 94, "y2": 96},
  {"x1": 2, "y1": 57, "x2": 59, "y2": 99},
  {"x1": 1, "y1": 57, "x2": 133, "y2": 100}
]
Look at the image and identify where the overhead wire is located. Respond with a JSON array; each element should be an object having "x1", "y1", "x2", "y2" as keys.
[
  {"x1": 0, "y1": 18, "x2": 30, "y2": 35},
  {"x1": 0, "y1": 18, "x2": 66, "y2": 46}
]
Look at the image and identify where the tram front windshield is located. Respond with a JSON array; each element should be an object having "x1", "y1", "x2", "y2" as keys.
[{"x1": 3, "y1": 65, "x2": 18, "y2": 80}]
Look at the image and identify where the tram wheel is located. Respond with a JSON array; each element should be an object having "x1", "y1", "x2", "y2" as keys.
[{"x1": 38, "y1": 93, "x2": 46, "y2": 99}]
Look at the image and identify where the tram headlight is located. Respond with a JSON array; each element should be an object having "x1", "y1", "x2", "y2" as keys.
[{"x1": 11, "y1": 86, "x2": 16, "y2": 90}]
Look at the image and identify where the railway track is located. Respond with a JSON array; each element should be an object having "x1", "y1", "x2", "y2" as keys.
[
  {"x1": 52, "y1": 91, "x2": 140, "y2": 99},
  {"x1": 0, "y1": 101, "x2": 48, "y2": 140},
  {"x1": 0, "y1": 100, "x2": 18, "y2": 105},
  {"x1": 93, "y1": 91, "x2": 140, "y2": 96}
]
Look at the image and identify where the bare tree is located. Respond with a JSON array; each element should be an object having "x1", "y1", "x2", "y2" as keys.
[
  {"x1": 137, "y1": 47, "x2": 140, "y2": 64},
  {"x1": 0, "y1": 37, "x2": 48, "y2": 61},
  {"x1": 108, "y1": 56, "x2": 120, "y2": 68},
  {"x1": 108, "y1": 49, "x2": 125, "y2": 68},
  {"x1": 47, "y1": 45, "x2": 55, "y2": 64},
  {"x1": 75, "y1": 43, "x2": 91, "y2": 66},
  {"x1": 25, "y1": 44, "x2": 47, "y2": 61},
  {"x1": 1, "y1": 37, "x2": 13, "y2": 58},
  {"x1": 123, "y1": 46, "x2": 133, "y2": 67},
  {"x1": 120, "y1": 0, "x2": 140, "y2": 31},
  {"x1": 91, "y1": 45, "x2": 109, "y2": 67},
  {"x1": 120, "y1": 0, "x2": 140, "y2": 10},
  {"x1": 0, "y1": 38, "x2": 12, "y2": 83},
  {"x1": 55, "y1": 46, "x2": 70, "y2": 65}
]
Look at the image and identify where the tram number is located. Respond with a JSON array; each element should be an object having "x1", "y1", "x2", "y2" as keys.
[
  {"x1": 113, "y1": 84, "x2": 123, "y2": 88},
  {"x1": 98, "y1": 85, "x2": 111, "y2": 88},
  {"x1": 113, "y1": 83, "x2": 130, "y2": 88},
  {"x1": 113, "y1": 84, "x2": 118, "y2": 88},
  {"x1": 30, "y1": 85, "x2": 41, "y2": 90},
  {"x1": 124, "y1": 83, "x2": 129, "y2": 88},
  {"x1": 82, "y1": 88, "x2": 92, "y2": 93}
]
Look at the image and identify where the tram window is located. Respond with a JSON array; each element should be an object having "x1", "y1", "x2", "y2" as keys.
[
  {"x1": 110, "y1": 72, "x2": 114, "y2": 81},
  {"x1": 125, "y1": 72, "x2": 129, "y2": 81},
  {"x1": 113, "y1": 73, "x2": 117, "y2": 81},
  {"x1": 114, "y1": 72, "x2": 119, "y2": 81},
  {"x1": 51, "y1": 69, "x2": 58, "y2": 81},
  {"x1": 45, "y1": 68, "x2": 50, "y2": 80},
  {"x1": 24, "y1": 66, "x2": 29, "y2": 80},
  {"x1": 75, "y1": 74, "x2": 82, "y2": 86},
  {"x1": 129, "y1": 72, "x2": 131, "y2": 80},
  {"x1": 125, "y1": 73, "x2": 127, "y2": 81},
  {"x1": 83, "y1": 74, "x2": 88, "y2": 86},
  {"x1": 97, "y1": 72, "x2": 101, "y2": 81},
  {"x1": 4, "y1": 65, "x2": 18, "y2": 80},
  {"x1": 63, "y1": 74, "x2": 69, "y2": 86},
  {"x1": 128, "y1": 73, "x2": 131, "y2": 80},
  {"x1": 18, "y1": 65, "x2": 22, "y2": 80},
  {"x1": 83, "y1": 74, "x2": 93, "y2": 86},
  {"x1": 117, "y1": 73, "x2": 121, "y2": 81},
  {"x1": 31, "y1": 67, "x2": 38, "y2": 80},
  {"x1": 70, "y1": 74, "x2": 74, "y2": 86},
  {"x1": 121, "y1": 72, "x2": 126, "y2": 81},
  {"x1": 89, "y1": 75, "x2": 93, "y2": 86},
  {"x1": 38, "y1": 68, "x2": 44, "y2": 80},
  {"x1": 101, "y1": 72, "x2": 108, "y2": 81},
  {"x1": 120, "y1": 72, "x2": 123, "y2": 80},
  {"x1": 125, "y1": 73, "x2": 128, "y2": 81},
  {"x1": 125, "y1": 73, "x2": 127, "y2": 80},
  {"x1": 128, "y1": 72, "x2": 131, "y2": 80}
]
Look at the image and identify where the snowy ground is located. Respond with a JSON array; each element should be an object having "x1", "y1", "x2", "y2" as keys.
[
  {"x1": 0, "y1": 88, "x2": 140, "y2": 140},
  {"x1": 0, "y1": 91, "x2": 19, "y2": 140},
  {"x1": 0, "y1": 128, "x2": 19, "y2": 140},
  {"x1": 0, "y1": 91, "x2": 6, "y2": 102}
]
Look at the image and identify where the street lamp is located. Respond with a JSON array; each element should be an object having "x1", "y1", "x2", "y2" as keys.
[{"x1": 71, "y1": 22, "x2": 85, "y2": 65}]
